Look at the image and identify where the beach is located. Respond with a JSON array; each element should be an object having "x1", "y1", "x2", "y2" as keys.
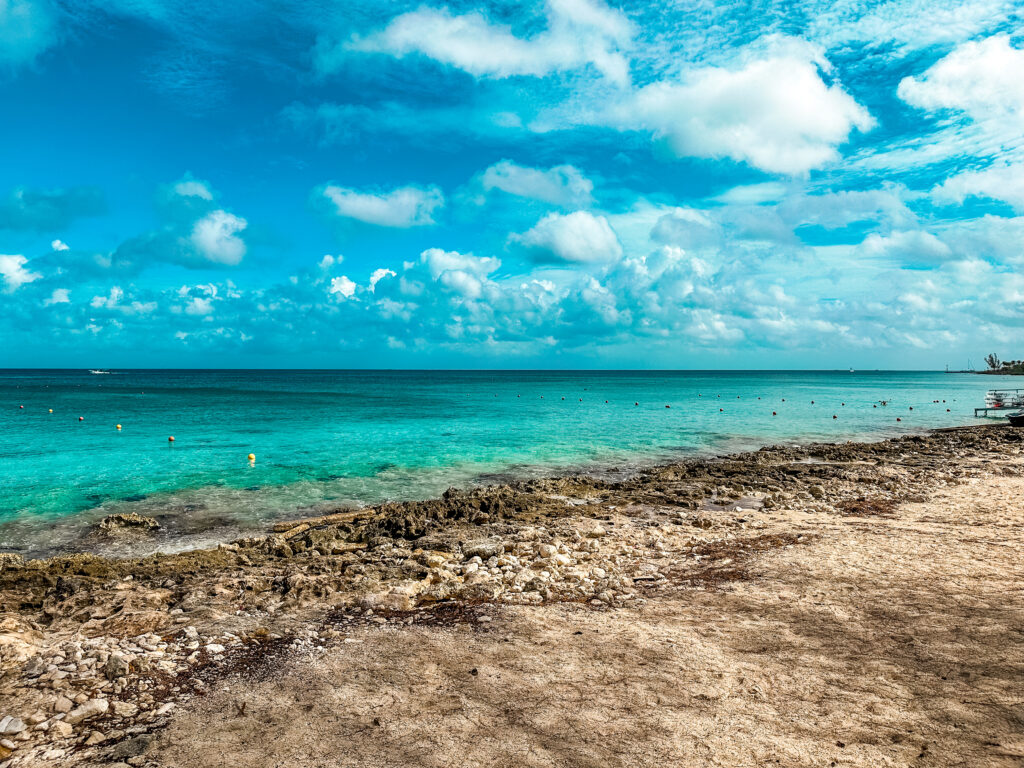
[{"x1": 1, "y1": 424, "x2": 1022, "y2": 766}]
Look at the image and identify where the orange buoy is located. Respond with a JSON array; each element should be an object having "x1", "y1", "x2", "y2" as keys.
[
  {"x1": 19, "y1": 405, "x2": 23, "y2": 409},
  {"x1": 719, "y1": 408, "x2": 723, "y2": 412},
  {"x1": 248, "y1": 453, "x2": 255, "y2": 461},
  {"x1": 946, "y1": 409, "x2": 950, "y2": 412},
  {"x1": 772, "y1": 411, "x2": 777, "y2": 416},
  {"x1": 605, "y1": 400, "x2": 608, "y2": 403},
  {"x1": 634, "y1": 402, "x2": 638, "y2": 406},
  {"x1": 909, "y1": 406, "x2": 913, "y2": 410},
  {"x1": 168, "y1": 436, "x2": 175, "y2": 442},
  {"x1": 833, "y1": 415, "x2": 837, "y2": 419},
  {"x1": 78, "y1": 416, "x2": 84, "y2": 421},
  {"x1": 896, "y1": 418, "x2": 901, "y2": 422},
  {"x1": 665, "y1": 404, "x2": 670, "y2": 408}
]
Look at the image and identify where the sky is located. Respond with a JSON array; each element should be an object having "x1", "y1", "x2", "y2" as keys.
[{"x1": 0, "y1": 0, "x2": 1022, "y2": 369}]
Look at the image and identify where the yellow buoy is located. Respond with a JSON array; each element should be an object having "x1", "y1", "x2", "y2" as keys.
[
  {"x1": 116, "y1": 424, "x2": 122, "y2": 430},
  {"x1": 48, "y1": 408, "x2": 53, "y2": 413},
  {"x1": 247, "y1": 453, "x2": 255, "y2": 461}
]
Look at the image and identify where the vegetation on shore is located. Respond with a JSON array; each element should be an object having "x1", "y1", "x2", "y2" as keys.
[{"x1": 977, "y1": 354, "x2": 1024, "y2": 375}]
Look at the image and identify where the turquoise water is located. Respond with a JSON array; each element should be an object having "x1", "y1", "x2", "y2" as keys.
[{"x1": 0, "y1": 369, "x2": 1010, "y2": 557}]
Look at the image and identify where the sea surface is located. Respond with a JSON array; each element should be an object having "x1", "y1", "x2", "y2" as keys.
[{"x1": 0, "y1": 369, "x2": 1013, "y2": 558}]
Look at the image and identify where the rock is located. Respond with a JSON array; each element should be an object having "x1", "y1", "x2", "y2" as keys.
[
  {"x1": 536, "y1": 543, "x2": 557, "y2": 558},
  {"x1": 65, "y1": 699, "x2": 108, "y2": 725},
  {"x1": 463, "y1": 540, "x2": 503, "y2": 560},
  {"x1": 53, "y1": 696, "x2": 73, "y2": 714},
  {"x1": 104, "y1": 654, "x2": 130, "y2": 681},
  {"x1": 22, "y1": 656, "x2": 46, "y2": 677},
  {"x1": 0, "y1": 717, "x2": 25, "y2": 736},
  {"x1": 111, "y1": 701, "x2": 139, "y2": 718},
  {"x1": 205, "y1": 643, "x2": 226, "y2": 655},
  {"x1": 809, "y1": 485, "x2": 825, "y2": 499},
  {"x1": 84, "y1": 730, "x2": 106, "y2": 745},
  {"x1": 587, "y1": 525, "x2": 606, "y2": 538},
  {"x1": 99, "y1": 513, "x2": 160, "y2": 533},
  {"x1": 110, "y1": 735, "x2": 152, "y2": 760},
  {"x1": 50, "y1": 720, "x2": 73, "y2": 738}
]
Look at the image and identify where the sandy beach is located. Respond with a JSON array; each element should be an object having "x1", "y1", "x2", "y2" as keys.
[{"x1": 1, "y1": 424, "x2": 1022, "y2": 767}]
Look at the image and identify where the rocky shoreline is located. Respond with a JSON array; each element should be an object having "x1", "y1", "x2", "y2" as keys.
[{"x1": 1, "y1": 423, "x2": 1021, "y2": 767}]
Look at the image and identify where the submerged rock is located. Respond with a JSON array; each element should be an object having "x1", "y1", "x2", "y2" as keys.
[{"x1": 99, "y1": 513, "x2": 160, "y2": 534}]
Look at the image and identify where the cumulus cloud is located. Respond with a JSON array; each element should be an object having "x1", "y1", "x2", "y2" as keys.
[
  {"x1": 932, "y1": 162, "x2": 1024, "y2": 212},
  {"x1": 0, "y1": 253, "x2": 41, "y2": 291},
  {"x1": 190, "y1": 210, "x2": 248, "y2": 265},
  {"x1": 50, "y1": 239, "x2": 69, "y2": 251},
  {"x1": 320, "y1": 184, "x2": 444, "y2": 227},
  {"x1": 603, "y1": 38, "x2": 873, "y2": 175},
  {"x1": 479, "y1": 160, "x2": 594, "y2": 207},
  {"x1": 342, "y1": 0, "x2": 633, "y2": 84},
  {"x1": 857, "y1": 230, "x2": 952, "y2": 263},
  {"x1": 512, "y1": 211, "x2": 623, "y2": 264},
  {"x1": 369, "y1": 268, "x2": 396, "y2": 291},
  {"x1": 173, "y1": 179, "x2": 214, "y2": 200},
  {"x1": 328, "y1": 275, "x2": 357, "y2": 298},
  {"x1": 43, "y1": 287, "x2": 70, "y2": 305},
  {"x1": 0, "y1": 186, "x2": 105, "y2": 231},
  {"x1": 898, "y1": 35, "x2": 1024, "y2": 122}
]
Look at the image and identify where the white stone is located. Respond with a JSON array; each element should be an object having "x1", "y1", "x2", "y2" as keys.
[
  {"x1": 0, "y1": 717, "x2": 25, "y2": 736},
  {"x1": 64, "y1": 699, "x2": 108, "y2": 725},
  {"x1": 205, "y1": 643, "x2": 226, "y2": 655}
]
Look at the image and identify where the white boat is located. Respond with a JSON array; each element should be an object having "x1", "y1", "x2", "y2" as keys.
[
  {"x1": 88, "y1": 369, "x2": 111, "y2": 375},
  {"x1": 976, "y1": 388, "x2": 1024, "y2": 416}
]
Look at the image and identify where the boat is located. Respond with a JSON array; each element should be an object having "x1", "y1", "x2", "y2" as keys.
[
  {"x1": 88, "y1": 369, "x2": 111, "y2": 375},
  {"x1": 975, "y1": 389, "x2": 1024, "y2": 417},
  {"x1": 1008, "y1": 411, "x2": 1024, "y2": 427}
]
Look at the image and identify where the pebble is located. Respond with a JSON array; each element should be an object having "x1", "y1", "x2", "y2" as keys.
[{"x1": 50, "y1": 721, "x2": 73, "y2": 738}]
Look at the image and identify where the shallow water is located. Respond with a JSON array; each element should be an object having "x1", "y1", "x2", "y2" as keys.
[{"x1": 0, "y1": 369, "x2": 1011, "y2": 557}]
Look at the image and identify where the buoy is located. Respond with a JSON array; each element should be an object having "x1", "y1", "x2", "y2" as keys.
[
  {"x1": 782, "y1": 399, "x2": 785, "y2": 402},
  {"x1": 719, "y1": 408, "x2": 723, "y2": 412},
  {"x1": 78, "y1": 416, "x2": 84, "y2": 421},
  {"x1": 116, "y1": 424, "x2": 121, "y2": 430},
  {"x1": 19, "y1": 405, "x2": 23, "y2": 409},
  {"x1": 841, "y1": 403, "x2": 845, "y2": 406},
  {"x1": 873, "y1": 405, "x2": 877, "y2": 408},
  {"x1": 665, "y1": 404, "x2": 670, "y2": 408},
  {"x1": 896, "y1": 418, "x2": 901, "y2": 422},
  {"x1": 168, "y1": 436, "x2": 175, "y2": 442},
  {"x1": 248, "y1": 453, "x2": 255, "y2": 461},
  {"x1": 909, "y1": 406, "x2": 913, "y2": 411},
  {"x1": 772, "y1": 411, "x2": 777, "y2": 416},
  {"x1": 634, "y1": 402, "x2": 638, "y2": 406},
  {"x1": 48, "y1": 409, "x2": 53, "y2": 413},
  {"x1": 946, "y1": 408, "x2": 950, "y2": 412},
  {"x1": 811, "y1": 400, "x2": 814, "y2": 404},
  {"x1": 605, "y1": 400, "x2": 608, "y2": 403},
  {"x1": 833, "y1": 415, "x2": 837, "y2": 419}
]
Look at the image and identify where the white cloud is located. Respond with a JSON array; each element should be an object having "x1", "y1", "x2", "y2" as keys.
[
  {"x1": 319, "y1": 254, "x2": 341, "y2": 270},
  {"x1": 190, "y1": 210, "x2": 247, "y2": 265},
  {"x1": 369, "y1": 268, "x2": 396, "y2": 291},
  {"x1": 43, "y1": 287, "x2": 70, "y2": 305},
  {"x1": 512, "y1": 210, "x2": 623, "y2": 264},
  {"x1": 480, "y1": 160, "x2": 594, "y2": 207},
  {"x1": 343, "y1": 0, "x2": 633, "y2": 84},
  {"x1": 857, "y1": 230, "x2": 952, "y2": 262},
  {"x1": 90, "y1": 286, "x2": 157, "y2": 314},
  {"x1": 898, "y1": 35, "x2": 1024, "y2": 122},
  {"x1": 605, "y1": 38, "x2": 873, "y2": 175},
  {"x1": 933, "y1": 162, "x2": 1024, "y2": 212},
  {"x1": 321, "y1": 184, "x2": 444, "y2": 227},
  {"x1": 184, "y1": 296, "x2": 213, "y2": 315},
  {"x1": 0, "y1": 254, "x2": 41, "y2": 291},
  {"x1": 173, "y1": 179, "x2": 214, "y2": 200},
  {"x1": 329, "y1": 275, "x2": 357, "y2": 298},
  {"x1": 50, "y1": 239, "x2": 69, "y2": 251},
  {"x1": 420, "y1": 248, "x2": 500, "y2": 279}
]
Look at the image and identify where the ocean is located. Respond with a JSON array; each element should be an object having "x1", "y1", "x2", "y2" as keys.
[{"x1": 0, "y1": 369, "x2": 1010, "y2": 558}]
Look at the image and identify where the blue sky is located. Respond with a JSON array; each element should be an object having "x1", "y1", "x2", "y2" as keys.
[{"x1": 0, "y1": 0, "x2": 1022, "y2": 368}]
